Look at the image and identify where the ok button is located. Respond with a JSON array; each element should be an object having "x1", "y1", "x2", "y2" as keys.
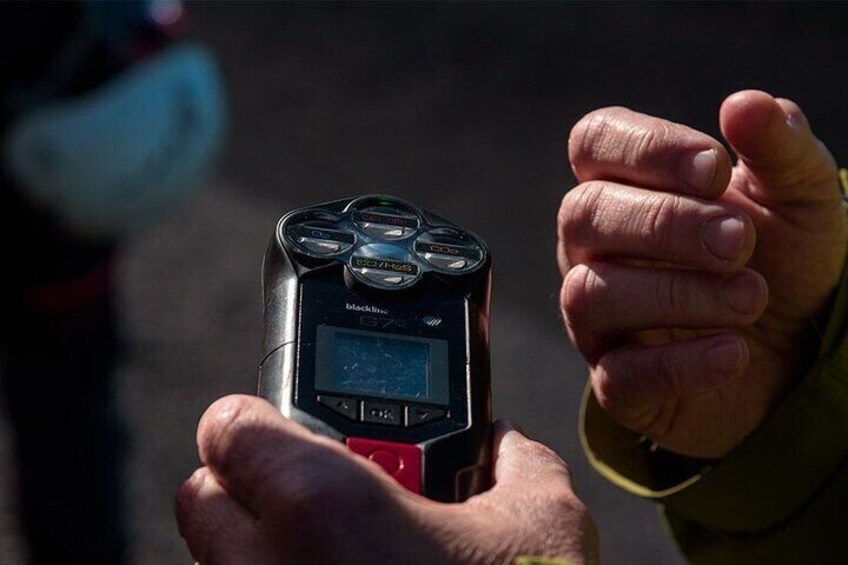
[{"x1": 361, "y1": 401, "x2": 402, "y2": 426}]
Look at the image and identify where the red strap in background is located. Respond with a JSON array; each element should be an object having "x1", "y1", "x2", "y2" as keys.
[{"x1": 24, "y1": 258, "x2": 114, "y2": 313}]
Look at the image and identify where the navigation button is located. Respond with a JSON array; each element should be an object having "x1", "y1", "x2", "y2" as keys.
[
  {"x1": 424, "y1": 255, "x2": 469, "y2": 271},
  {"x1": 299, "y1": 238, "x2": 341, "y2": 255},
  {"x1": 317, "y1": 395, "x2": 359, "y2": 421},
  {"x1": 362, "y1": 401, "x2": 402, "y2": 426},
  {"x1": 286, "y1": 224, "x2": 355, "y2": 256},
  {"x1": 413, "y1": 230, "x2": 484, "y2": 274},
  {"x1": 353, "y1": 210, "x2": 419, "y2": 240},
  {"x1": 348, "y1": 254, "x2": 421, "y2": 289},
  {"x1": 290, "y1": 224, "x2": 355, "y2": 244},
  {"x1": 356, "y1": 270, "x2": 416, "y2": 287},
  {"x1": 406, "y1": 406, "x2": 446, "y2": 427},
  {"x1": 414, "y1": 241, "x2": 481, "y2": 260}
]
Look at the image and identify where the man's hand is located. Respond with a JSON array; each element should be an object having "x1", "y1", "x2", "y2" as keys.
[
  {"x1": 176, "y1": 395, "x2": 599, "y2": 564},
  {"x1": 558, "y1": 90, "x2": 847, "y2": 458}
]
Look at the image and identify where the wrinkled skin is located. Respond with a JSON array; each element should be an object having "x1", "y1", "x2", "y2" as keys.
[
  {"x1": 558, "y1": 90, "x2": 847, "y2": 457},
  {"x1": 177, "y1": 395, "x2": 599, "y2": 564},
  {"x1": 176, "y1": 90, "x2": 847, "y2": 564}
]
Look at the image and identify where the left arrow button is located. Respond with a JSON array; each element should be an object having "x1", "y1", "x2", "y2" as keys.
[{"x1": 317, "y1": 395, "x2": 359, "y2": 421}]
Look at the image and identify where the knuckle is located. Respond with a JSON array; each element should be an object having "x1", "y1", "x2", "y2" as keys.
[
  {"x1": 198, "y1": 396, "x2": 259, "y2": 467},
  {"x1": 557, "y1": 191, "x2": 575, "y2": 239},
  {"x1": 559, "y1": 181, "x2": 605, "y2": 248},
  {"x1": 570, "y1": 106, "x2": 680, "y2": 174},
  {"x1": 569, "y1": 108, "x2": 609, "y2": 158},
  {"x1": 633, "y1": 192, "x2": 680, "y2": 250},
  {"x1": 175, "y1": 469, "x2": 206, "y2": 534},
  {"x1": 520, "y1": 438, "x2": 566, "y2": 469},
  {"x1": 569, "y1": 107, "x2": 629, "y2": 170},
  {"x1": 623, "y1": 119, "x2": 679, "y2": 170},
  {"x1": 796, "y1": 150, "x2": 839, "y2": 192},
  {"x1": 595, "y1": 351, "x2": 668, "y2": 433},
  {"x1": 593, "y1": 353, "x2": 647, "y2": 420},
  {"x1": 655, "y1": 270, "x2": 690, "y2": 321},
  {"x1": 592, "y1": 364, "x2": 624, "y2": 416},
  {"x1": 626, "y1": 125, "x2": 660, "y2": 167},
  {"x1": 534, "y1": 483, "x2": 589, "y2": 535},
  {"x1": 515, "y1": 441, "x2": 579, "y2": 491},
  {"x1": 561, "y1": 263, "x2": 605, "y2": 330},
  {"x1": 175, "y1": 469, "x2": 230, "y2": 557},
  {"x1": 648, "y1": 347, "x2": 679, "y2": 401},
  {"x1": 548, "y1": 487, "x2": 588, "y2": 518}
]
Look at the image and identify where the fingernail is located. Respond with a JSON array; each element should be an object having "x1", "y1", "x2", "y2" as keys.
[
  {"x1": 722, "y1": 273, "x2": 767, "y2": 315},
  {"x1": 683, "y1": 149, "x2": 717, "y2": 191},
  {"x1": 701, "y1": 215, "x2": 746, "y2": 261},
  {"x1": 785, "y1": 111, "x2": 808, "y2": 133},
  {"x1": 786, "y1": 113, "x2": 800, "y2": 131},
  {"x1": 708, "y1": 339, "x2": 744, "y2": 375}
]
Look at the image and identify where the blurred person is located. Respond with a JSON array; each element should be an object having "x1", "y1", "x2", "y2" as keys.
[
  {"x1": 176, "y1": 89, "x2": 846, "y2": 564},
  {"x1": 1, "y1": 2, "x2": 224, "y2": 562}
]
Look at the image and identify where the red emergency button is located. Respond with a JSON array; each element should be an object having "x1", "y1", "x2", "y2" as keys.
[
  {"x1": 346, "y1": 437, "x2": 422, "y2": 494},
  {"x1": 368, "y1": 449, "x2": 401, "y2": 474}
]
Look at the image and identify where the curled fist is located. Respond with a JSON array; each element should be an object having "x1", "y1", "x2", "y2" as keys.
[{"x1": 558, "y1": 90, "x2": 847, "y2": 458}]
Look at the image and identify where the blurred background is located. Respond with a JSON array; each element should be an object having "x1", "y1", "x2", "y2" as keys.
[{"x1": 1, "y1": 2, "x2": 846, "y2": 563}]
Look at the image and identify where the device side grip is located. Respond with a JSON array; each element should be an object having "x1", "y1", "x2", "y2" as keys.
[
  {"x1": 261, "y1": 235, "x2": 300, "y2": 358},
  {"x1": 422, "y1": 272, "x2": 493, "y2": 501}
]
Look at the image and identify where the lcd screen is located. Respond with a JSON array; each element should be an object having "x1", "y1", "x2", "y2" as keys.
[{"x1": 314, "y1": 325, "x2": 450, "y2": 404}]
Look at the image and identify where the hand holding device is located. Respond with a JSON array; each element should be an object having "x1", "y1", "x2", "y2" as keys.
[{"x1": 177, "y1": 395, "x2": 599, "y2": 565}]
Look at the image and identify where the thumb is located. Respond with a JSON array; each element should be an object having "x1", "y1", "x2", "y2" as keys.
[
  {"x1": 489, "y1": 420, "x2": 576, "y2": 496},
  {"x1": 466, "y1": 421, "x2": 598, "y2": 565},
  {"x1": 720, "y1": 90, "x2": 839, "y2": 206}
]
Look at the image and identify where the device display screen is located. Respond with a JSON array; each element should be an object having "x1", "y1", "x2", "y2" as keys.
[{"x1": 315, "y1": 325, "x2": 450, "y2": 404}]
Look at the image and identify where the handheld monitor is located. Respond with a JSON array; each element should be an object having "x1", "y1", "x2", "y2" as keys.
[{"x1": 258, "y1": 195, "x2": 492, "y2": 502}]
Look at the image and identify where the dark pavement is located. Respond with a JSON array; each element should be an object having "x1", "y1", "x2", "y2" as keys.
[{"x1": 1, "y1": 3, "x2": 846, "y2": 563}]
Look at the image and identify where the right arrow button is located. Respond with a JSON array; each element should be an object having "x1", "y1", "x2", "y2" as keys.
[{"x1": 406, "y1": 406, "x2": 446, "y2": 427}]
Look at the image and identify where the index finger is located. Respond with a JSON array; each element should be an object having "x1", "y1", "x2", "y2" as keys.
[{"x1": 568, "y1": 106, "x2": 733, "y2": 198}]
